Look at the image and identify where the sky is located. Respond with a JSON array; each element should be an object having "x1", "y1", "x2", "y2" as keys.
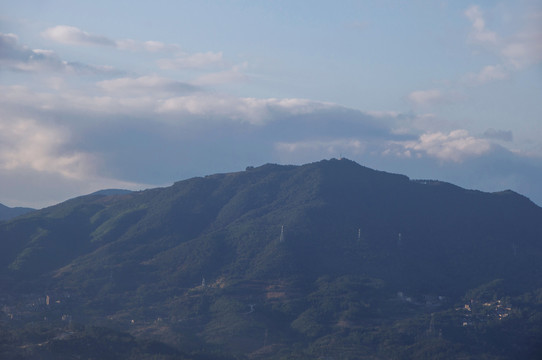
[{"x1": 0, "y1": 0, "x2": 541, "y2": 208}]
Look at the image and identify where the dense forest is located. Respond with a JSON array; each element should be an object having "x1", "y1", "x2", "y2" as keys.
[{"x1": 1, "y1": 159, "x2": 542, "y2": 359}]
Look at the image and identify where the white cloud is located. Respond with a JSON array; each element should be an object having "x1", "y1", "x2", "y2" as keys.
[
  {"x1": 399, "y1": 130, "x2": 492, "y2": 162},
  {"x1": 0, "y1": 84, "x2": 154, "y2": 119},
  {"x1": 41, "y1": 26, "x2": 235, "y2": 71},
  {"x1": 465, "y1": 64, "x2": 509, "y2": 84},
  {"x1": 116, "y1": 39, "x2": 180, "y2": 53},
  {"x1": 156, "y1": 95, "x2": 335, "y2": 125},
  {"x1": 501, "y1": 30, "x2": 542, "y2": 69},
  {"x1": 42, "y1": 25, "x2": 181, "y2": 53},
  {"x1": 38, "y1": 26, "x2": 246, "y2": 80},
  {"x1": 0, "y1": 117, "x2": 94, "y2": 179},
  {"x1": 0, "y1": 104, "x2": 149, "y2": 208},
  {"x1": 407, "y1": 89, "x2": 443, "y2": 106},
  {"x1": 465, "y1": 5, "x2": 542, "y2": 71},
  {"x1": 157, "y1": 51, "x2": 224, "y2": 69},
  {"x1": 1, "y1": 79, "x2": 337, "y2": 128},
  {"x1": 268, "y1": 98, "x2": 336, "y2": 114},
  {"x1": 193, "y1": 62, "x2": 248, "y2": 86},
  {"x1": 464, "y1": 5, "x2": 498, "y2": 45},
  {"x1": 42, "y1": 25, "x2": 116, "y2": 47}
]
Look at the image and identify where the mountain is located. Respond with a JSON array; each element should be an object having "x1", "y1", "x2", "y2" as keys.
[
  {"x1": 88, "y1": 189, "x2": 134, "y2": 196},
  {"x1": 0, "y1": 202, "x2": 35, "y2": 221},
  {"x1": 1, "y1": 159, "x2": 542, "y2": 359}
]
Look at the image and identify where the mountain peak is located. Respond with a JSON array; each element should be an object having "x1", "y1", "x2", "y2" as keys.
[{"x1": 88, "y1": 189, "x2": 133, "y2": 196}]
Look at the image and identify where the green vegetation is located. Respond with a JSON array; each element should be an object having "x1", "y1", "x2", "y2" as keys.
[{"x1": 1, "y1": 158, "x2": 542, "y2": 358}]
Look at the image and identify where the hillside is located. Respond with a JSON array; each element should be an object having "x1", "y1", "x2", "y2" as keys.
[
  {"x1": 1, "y1": 158, "x2": 542, "y2": 359},
  {"x1": 0, "y1": 203, "x2": 34, "y2": 221}
]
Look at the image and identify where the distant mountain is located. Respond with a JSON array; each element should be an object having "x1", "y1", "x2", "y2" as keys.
[
  {"x1": 88, "y1": 189, "x2": 133, "y2": 196},
  {"x1": 0, "y1": 202, "x2": 34, "y2": 221},
  {"x1": 1, "y1": 159, "x2": 542, "y2": 359}
]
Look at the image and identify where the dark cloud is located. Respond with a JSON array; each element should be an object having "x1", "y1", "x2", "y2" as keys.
[{"x1": 0, "y1": 32, "x2": 121, "y2": 75}]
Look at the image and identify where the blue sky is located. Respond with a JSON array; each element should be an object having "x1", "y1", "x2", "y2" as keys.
[{"x1": 1, "y1": 0, "x2": 541, "y2": 208}]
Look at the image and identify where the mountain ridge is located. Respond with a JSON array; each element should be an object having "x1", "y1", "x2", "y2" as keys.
[
  {"x1": 1, "y1": 158, "x2": 542, "y2": 359},
  {"x1": 0, "y1": 202, "x2": 35, "y2": 221},
  {"x1": 2, "y1": 158, "x2": 541, "y2": 290}
]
